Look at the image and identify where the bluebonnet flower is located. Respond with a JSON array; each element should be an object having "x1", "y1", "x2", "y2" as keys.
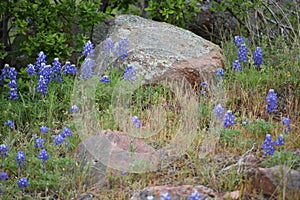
[
  {"x1": 53, "y1": 134, "x2": 65, "y2": 146},
  {"x1": 51, "y1": 58, "x2": 62, "y2": 82},
  {"x1": 4, "y1": 120, "x2": 14, "y2": 129},
  {"x1": 8, "y1": 79, "x2": 18, "y2": 100},
  {"x1": 0, "y1": 172, "x2": 8, "y2": 180},
  {"x1": 70, "y1": 105, "x2": 79, "y2": 113},
  {"x1": 40, "y1": 126, "x2": 49, "y2": 134},
  {"x1": 16, "y1": 151, "x2": 26, "y2": 167},
  {"x1": 262, "y1": 134, "x2": 276, "y2": 155},
  {"x1": 200, "y1": 81, "x2": 208, "y2": 96},
  {"x1": 64, "y1": 61, "x2": 77, "y2": 75},
  {"x1": 146, "y1": 196, "x2": 154, "y2": 200},
  {"x1": 100, "y1": 75, "x2": 111, "y2": 84},
  {"x1": 34, "y1": 138, "x2": 46, "y2": 149},
  {"x1": 1, "y1": 65, "x2": 18, "y2": 100},
  {"x1": 103, "y1": 38, "x2": 114, "y2": 55},
  {"x1": 116, "y1": 38, "x2": 129, "y2": 59},
  {"x1": 37, "y1": 76, "x2": 49, "y2": 94},
  {"x1": 80, "y1": 58, "x2": 95, "y2": 80},
  {"x1": 132, "y1": 116, "x2": 141, "y2": 128},
  {"x1": 38, "y1": 149, "x2": 49, "y2": 164},
  {"x1": 0, "y1": 188, "x2": 2, "y2": 194},
  {"x1": 82, "y1": 40, "x2": 94, "y2": 56},
  {"x1": 223, "y1": 110, "x2": 235, "y2": 128},
  {"x1": 0, "y1": 144, "x2": 8, "y2": 157},
  {"x1": 120, "y1": 171, "x2": 127, "y2": 175},
  {"x1": 201, "y1": 81, "x2": 207, "y2": 87},
  {"x1": 234, "y1": 36, "x2": 245, "y2": 47},
  {"x1": 238, "y1": 44, "x2": 248, "y2": 63},
  {"x1": 123, "y1": 65, "x2": 136, "y2": 81},
  {"x1": 37, "y1": 63, "x2": 52, "y2": 94},
  {"x1": 275, "y1": 135, "x2": 284, "y2": 146},
  {"x1": 216, "y1": 68, "x2": 225, "y2": 77},
  {"x1": 188, "y1": 190, "x2": 202, "y2": 200},
  {"x1": 266, "y1": 89, "x2": 278, "y2": 113},
  {"x1": 35, "y1": 51, "x2": 47, "y2": 71},
  {"x1": 253, "y1": 47, "x2": 263, "y2": 68},
  {"x1": 282, "y1": 117, "x2": 291, "y2": 133},
  {"x1": 232, "y1": 60, "x2": 242, "y2": 71},
  {"x1": 1, "y1": 64, "x2": 18, "y2": 80},
  {"x1": 61, "y1": 127, "x2": 72, "y2": 138},
  {"x1": 160, "y1": 192, "x2": 171, "y2": 200},
  {"x1": 214, "y1": 104, "x2": 225, "y2": 119},
  {"x1": 27, "y1": 64, "x2": 36, "y2": 76},
  {"x1": 242, "y1": 119, "x2": 249, "y2": 126},
  {"x1": 18, "y1": 177, "x2": 29, "y2": 189}
]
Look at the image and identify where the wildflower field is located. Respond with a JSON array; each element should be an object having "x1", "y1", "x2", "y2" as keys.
[{"x1": 1, "y1": 5, "x2": 300, "y2": 200}]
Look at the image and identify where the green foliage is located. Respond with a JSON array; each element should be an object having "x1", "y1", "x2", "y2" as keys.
[
  {"x1": 0, "y1": 0, "x2": 107, "y2": 63},
  {"x1": 146, "y1": 0, "x2": 201, "y2": 27},
  {"x1": 262, "y1": 150, "x2": 300, "y2": 170}
]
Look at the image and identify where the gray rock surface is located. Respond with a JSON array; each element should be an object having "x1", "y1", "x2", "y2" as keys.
[{"x1": 93, "y1": 15, "x2": 224, "y2": 87}]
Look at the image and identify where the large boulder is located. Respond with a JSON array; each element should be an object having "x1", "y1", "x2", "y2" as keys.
[{"x1": 93, "y1": 14, "x2": 224, "y2": 87}]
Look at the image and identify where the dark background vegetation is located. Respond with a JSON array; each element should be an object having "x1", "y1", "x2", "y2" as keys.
[{"x1": 1, "y1": 0, "x2": 299, "y2": 69}]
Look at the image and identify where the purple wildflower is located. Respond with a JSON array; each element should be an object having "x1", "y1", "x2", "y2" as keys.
[
  {"x1": 214, "y1": 104, "x2": 225, "y2": 119},
  {"x1": 40, "y1": 126, "x2": 49, "y2": 134},
  {"x1": 82, "y1": 40, "x2": 94, "y2": 56},
  {"x1": 223, "y1": 110, "x2": 235, "y2": 128},
  {"x1": 34, "y1": 138, "x2": 46, "y2": 149},
  {"x1": 53, "y1": 134, "x2": 65, "y2": 146},
  {"x1": 70, "y1": 105, "x2": 79, "y2": 113},
  {"x1": 232, "y1": 60, "x2": 242, "y2": 71},
  {"x1": 18, "y1": 177, "x2": 29, "y2": 189},
  {"x1": 103, "y1": 38, "x2": 114, "y2": 55},
  {"x1": 64, "y1": 61, "x2": 77, "y2": 75},
  {"x1": 4, "y1": 120, "x2": 14, "y2": 129},
  {"x1": 216, "y1": 68, "x2": 225, "y2": 77},
  {"x1": 0, "y1": 172, "x2": 8, "y2": 181},
  {"x1": 100, "y1": 75, "x2": 111, "y2": 84},
  {"x1": 160, "y1": 192, "x2": 171, "y2": 200},
  {"x1": 0, "y1": 144, "x2": 8, "y2": 157},
  {"x1": 61, "y1": 127, "x2": 72, "y2": 138},
  {"x1": 123, "y1": 65, "x2": 136, "y2": 81},
  {"x1": 16, "y1": 151, "x2": 26, "y2": 167},
  {"x1": 51, "y1": 58, "x2": 62, "y2": 82},
  {"x1": 266, "y1": 89, "x2": 278, "y2": 113},
  {"x1": 188, "y1": 190, "x2": 202, "y2": 200},
  {"x1": 27, "y1": 64, "x2": 36, "y2": 76},
  {"x1": 275, "y1": 135, "x2": 284, "y2": 146},
  {"x1": 282, "y1": 117, "x2": 291, "y2": 133},
  {"x1": 253, "y1": 47, "x2": 263, "y2": 68},
  {"x1": 262, "y1": 134, "x2": 276, "y2": 155},
  {"x1": 234, "y1": 36, "x2": 245, "y2": 47},
  {"x1": 116, "y1": 38, "x2": 129, "y2": 59},
  {"x1": 132, "y1": 116, "x2": 141, "y2": 128},
  {"x1": 80, "y1": 58, "x2": 95, "y2": 80},
  {"x1": 238, "y1": 44, "x2": 248, "y2": 63},
  {"x1": 38, "y1": 149, "x2": 49, "y2": 164}
]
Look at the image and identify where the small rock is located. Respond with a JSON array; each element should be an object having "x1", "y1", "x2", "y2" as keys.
[{"x1": 245, "y1": 165, "x2": 300, "y2": 199}]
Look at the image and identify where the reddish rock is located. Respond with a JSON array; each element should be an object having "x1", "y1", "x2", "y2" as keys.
[
  {"x1": 245, "y1": 165, "x2": 300, "y2": 199},
  {"x1": 73, "y1": 130, "x2": 158, "y2": 186},
  {"x1": 130, "y1": 185, "x2": 240, "y2": 200}
]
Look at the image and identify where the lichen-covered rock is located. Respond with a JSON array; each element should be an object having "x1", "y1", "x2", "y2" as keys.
[{"x1": 93, "y1": 15, "x2": 224, "y2": 87}]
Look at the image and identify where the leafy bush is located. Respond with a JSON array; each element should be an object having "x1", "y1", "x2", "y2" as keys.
[
  {"x1": 146, "y1": 0, "x2": 200, "y2": 27},
  {"x1": 0, "y1": 0, "x2": 107, "y2": 67}
]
